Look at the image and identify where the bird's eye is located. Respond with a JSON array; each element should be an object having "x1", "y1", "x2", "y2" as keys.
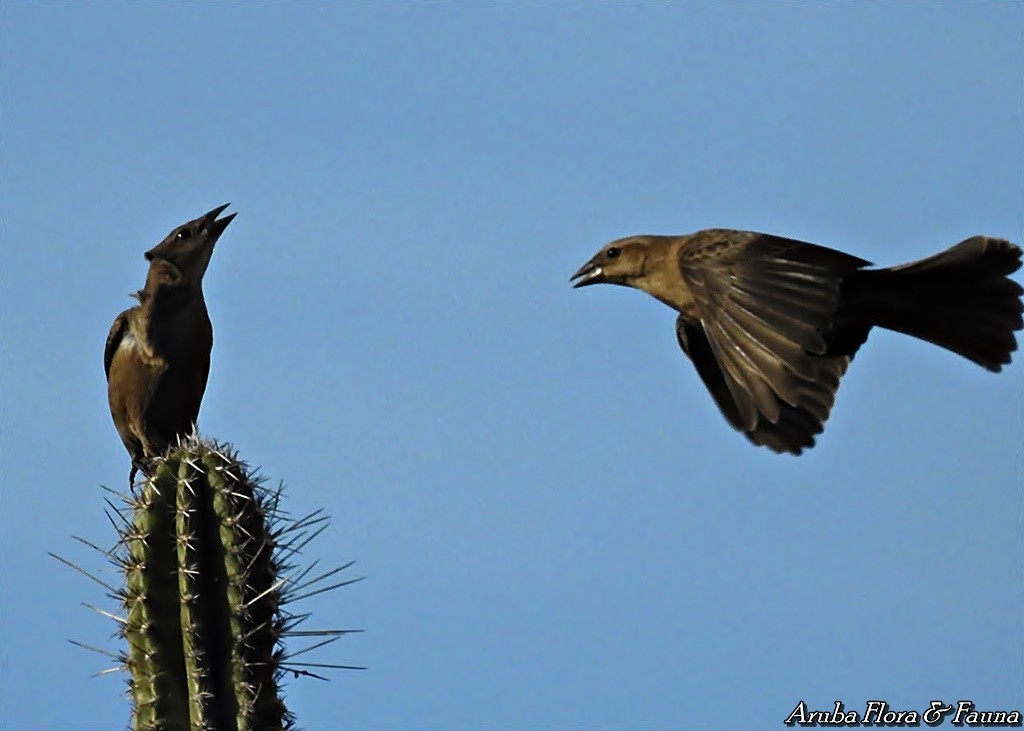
[
  {"x1": 606, "y1": 246, "x2": 621, "y2": 259},
  {"x1": 176, "y1": 228, "x2": 193, "y2": 240}
]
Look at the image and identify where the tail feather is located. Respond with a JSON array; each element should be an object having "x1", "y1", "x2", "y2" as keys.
[{"x1": 855, "y1": 237, "x2": 1023, "y2": 372}]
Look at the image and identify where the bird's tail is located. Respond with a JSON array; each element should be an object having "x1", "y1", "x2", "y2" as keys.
[{"x1": 856, "y1": 236, "x2": 1023, "y2": 372}]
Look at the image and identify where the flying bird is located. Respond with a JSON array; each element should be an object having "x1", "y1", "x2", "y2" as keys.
[
  {"x1": 105, "y1": 204, "x2": 235, "y2": 483},
  {"x1": 571, "y1": 229, "x2": 1023, "y2": 454}
]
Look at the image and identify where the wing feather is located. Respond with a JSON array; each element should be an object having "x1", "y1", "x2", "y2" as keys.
[
  {"x1": 104, "y1": 309, "x2": 132, "y2": 379},
  {"x1": 675, "y1": 231, "x2": 869, "y2": 453}
]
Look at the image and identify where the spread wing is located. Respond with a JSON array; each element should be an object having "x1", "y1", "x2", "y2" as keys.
[
  {"x1": 676, "y1": 316, "x2": 850, "y2": 454},
  {"x1": 104, "y1": 309, "x2": 132, "y2": 380},
  {"x1": 676, "y1": 231, "x2": 870, "y2": 454}
]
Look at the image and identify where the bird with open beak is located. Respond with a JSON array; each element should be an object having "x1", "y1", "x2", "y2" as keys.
[
  {"x1": 571, "y1": 229, "x2": 1023, "y2": 454},
  {"x1": 104, "y1": 204, "x2": 236, "y2": 484}
]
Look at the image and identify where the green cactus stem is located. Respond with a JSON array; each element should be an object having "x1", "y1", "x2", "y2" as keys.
[
  {"x1": 55, "y1": 434, "x2": 363, "y2": 731},
  {"x1": 124, "y1": 443, "x2": 290, "y2": 730}
]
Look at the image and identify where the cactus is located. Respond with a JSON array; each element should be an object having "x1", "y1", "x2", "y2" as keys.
[{"x1": 54, "y1": 434, "x2": 362, "y2": 731}]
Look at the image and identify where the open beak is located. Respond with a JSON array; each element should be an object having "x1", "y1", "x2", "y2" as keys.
[
  {"x1": 203, "y1": 203, "x2": 236, "y2": 237},
  {"x1": 570, "y1": 259, "x2": 605, "y2": 288}
]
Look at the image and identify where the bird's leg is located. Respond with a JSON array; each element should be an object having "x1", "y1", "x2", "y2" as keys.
[{"x1": 129, "y1": 457, "x2": 149, "y2": 489}]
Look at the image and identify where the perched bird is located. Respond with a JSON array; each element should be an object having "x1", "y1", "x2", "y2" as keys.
[
  {"x1": 571, "y1": 230, "x2": 1023, "y2": 454},
  {"x1": 105, "y1": 204, "x2": 235, "y2": 483}
]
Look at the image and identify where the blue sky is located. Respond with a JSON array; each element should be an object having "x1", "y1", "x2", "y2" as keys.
[{"x1": 2, "y1": 3, "x2": 1021, "y2": 729}]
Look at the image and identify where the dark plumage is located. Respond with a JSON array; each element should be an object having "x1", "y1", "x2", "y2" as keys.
[
  {"x1": 105, "y1": 204, "x2": 235, "y2": 483},
  {"x1": 571, "y1": 229, "x2": 1023, "y2": 454}
]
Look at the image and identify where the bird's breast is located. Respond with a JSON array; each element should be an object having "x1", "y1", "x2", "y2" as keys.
[{"x1": 119, "y1": 325, "x2": 162, "y2": 366}]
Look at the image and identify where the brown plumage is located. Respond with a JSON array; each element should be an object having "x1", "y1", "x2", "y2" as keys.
[
  {"x1": 571, "y1": 230, "x2": 1023, "y2": 454},
  {"x1": 105, "y1": 204, "x2": 235, "y2": 483}
]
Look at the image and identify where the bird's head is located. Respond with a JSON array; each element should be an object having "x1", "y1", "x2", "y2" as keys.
[
  {"x1": 144, "y1": 204, "x2": 236, "y2": 285},
  {"x1": 570, "y1": 236, "x2": 664, "y2": 289}
]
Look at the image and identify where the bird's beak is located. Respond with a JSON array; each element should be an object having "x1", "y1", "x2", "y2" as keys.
[
  {"x1": 570, "y1": 258, "x2": 605, "y2": 288},
  {"x1": 203, "y1": 203, "x2": 236, "y2": 237}
]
